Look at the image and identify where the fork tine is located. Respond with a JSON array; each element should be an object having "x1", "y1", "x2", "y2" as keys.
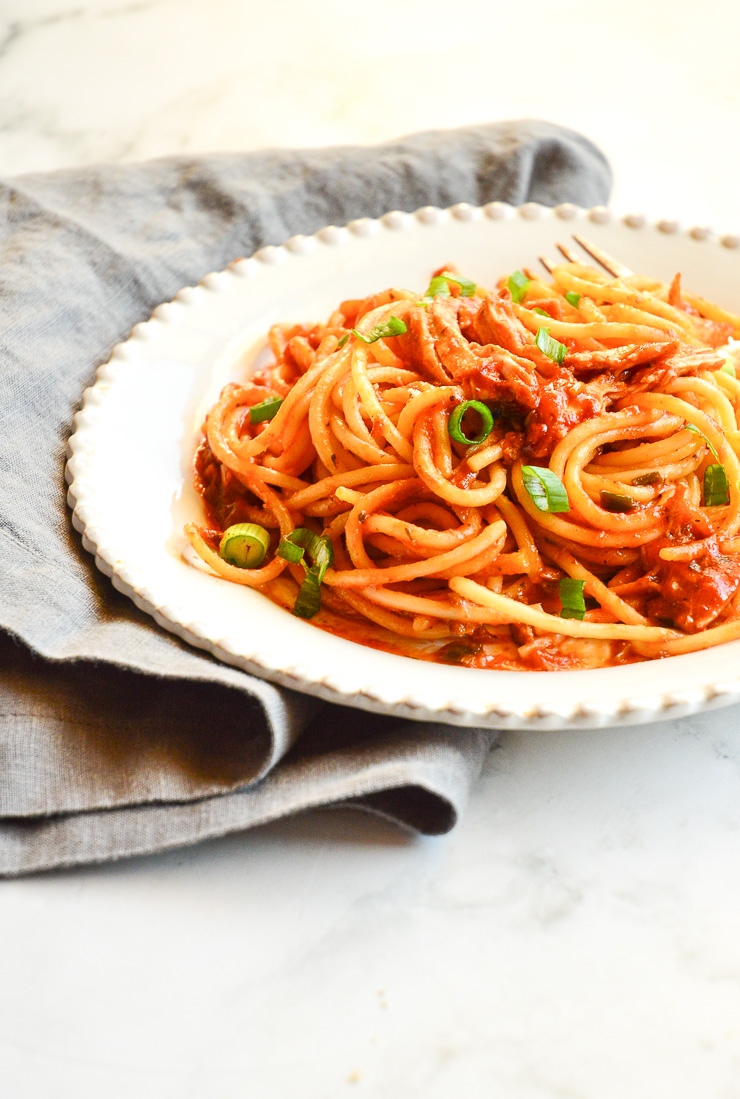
[
  {"x1": 556, "y1": 242, "x2": 581, "y2": 264},
  {"x1": 538, "y1": 255, "x2": 557, "y2": 275},
  {"x1": 571, "y1": 234, "x2": 633, "y2": 278}
]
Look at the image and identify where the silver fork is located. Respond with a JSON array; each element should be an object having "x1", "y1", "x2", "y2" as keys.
[{"x1": 524, "y1": 235, "x2": 633, "y2": 281}]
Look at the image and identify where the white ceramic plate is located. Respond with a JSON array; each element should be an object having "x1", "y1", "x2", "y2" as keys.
[{"x1": 66, "y1": 202, "x2": 740, "y2": 729}]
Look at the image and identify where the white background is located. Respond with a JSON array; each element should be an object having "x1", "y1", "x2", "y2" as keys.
[{"x1": 4, "y1": 2, "x2": 740, "y2": 1096}]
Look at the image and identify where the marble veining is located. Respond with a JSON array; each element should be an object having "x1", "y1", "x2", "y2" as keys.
[{"x1": 0, "y1": 0, "x2": 739, "y2": 233}]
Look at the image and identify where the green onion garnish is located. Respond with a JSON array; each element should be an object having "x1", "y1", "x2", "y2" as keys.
[
  {"x1": 600, "y1": 490, "x2": 633, "y2": 513},
  {"x1": 447, "y1": 400, "x2": 495, "y2": 446},
  {"x1": 521, "y1": 465, "x2": 570, "y2": 513},
  {"x1": 704, "y1": 463, "x2": 730, "y2": 507},
  {"x1": 535, "y1": 326, "x2": 567, "y2": 364},
  {"x1": 279, "y1": 528, "x2": 335, "y2": 618},
  {"x1": 686, "y1": 423, "x2": 719, "y2": 460},
  {"x1": 559, "y1": 578, "x2": 586, "y2": 620},
  {"x1": 721, "y1": 357, "x2": 737, "y2": 377},
  {"x1": 422, "y1": 276, "x2": 451, "y2": 301},
  {"x1": 280, "y1": 528, "x2": 334, "y2": 569},
  {"x1": 310, "y1": 539, "x2": 334, "y2": 577},
  {"x1": 507, "y1": 270, "x2": 530, "y2": 303},
  {"x1": 632, "y1": 471, "x2": 661, "y2": 486},
  {"x1": 336, "y1": 332, "x2": 350, "y2": 349},
  {"x1": 292, "y1": 568, "x2": 323, "y2": 619},
  {"x1": 352, "y1": 316, "x2": 407, "y2": 344},
  {"x1": 276, "y1": 538, "x2": 305, "y2": 564},
  {"x1": 437, "y1": 639, "x2": 481, "y2": 665},
  {"x1": 422, "y1": 272, "x2": 477, "y2": 302},
  {"x1": 565, "y1": 291, "x2": 581, "y2": 308},
  {"x1": 440, "y1": 271, "x2": 476, "y2": 296},
  {"x1": 249, "y1": 396, "x2": 283, "y2": 424},
  {"x1": 533, "y1": 307, "x2": 550, "y2": 317},
  {"x1": 219, "y1": 523, "x2": 270, "y2": 569}
]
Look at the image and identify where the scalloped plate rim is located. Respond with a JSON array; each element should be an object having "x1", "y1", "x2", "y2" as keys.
[{"x1": 66, "y1": 201, "x2": 740, "y2": 730}]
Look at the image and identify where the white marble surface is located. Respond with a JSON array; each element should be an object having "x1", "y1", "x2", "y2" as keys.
[
  {"x1": 2, "y1": 0, "x2": 740, "y2": 232},
  {"x1": 5, "y1": 2, "x2": 740, "y2": 1096}
]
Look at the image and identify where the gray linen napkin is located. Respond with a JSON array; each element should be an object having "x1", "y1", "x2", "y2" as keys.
[{"x1": 0, "y1": 120, "x2": 611, "y2": 875}]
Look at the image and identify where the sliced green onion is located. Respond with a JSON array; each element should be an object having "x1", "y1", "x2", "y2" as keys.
[
  {"x1": 600, "y1": 490, "x2": 634, "y2": 513},
  {"x1": 632, "y1": 471, "x2": 661, "y2": 486},
  {"x1": 521, "y1": 465, "x2": 570, "y2": 513},
  {"x1": 276, "y1": 538, "x2": 305, "y2": 563},
  {"x1": 422, "y1": 272, "x2": 477, "y2": 302},
  {"x1": 218, "y1": 523, "x2": 270, "y2": 569},
  {"x1": 565, "y1": 291, "x2": 581, "y2": 308},
  {"x1": 686, "y1": 422, "x2": 719, "y2": 460},
  {"x1": 721, "y1": 357, "x2": 737, "y2": 377},
  {"x1": 352, "y1": 316, "x2": 407, "y2": 344},
  {"x1": 283, "y1": 528, "x2": 316, "y2": 551},
  {"x1": 293, "y1": 569, "x2": 322, "y2": 619},
  {"x1": 448, "y1": 400, "x2": 494, "y2": 446},
  {"x1": 440, "y1": 271, "x2": 476, "y2": 297},
  {"x1": 704, "y1": 463, "x2": 730, "y2": 506},
  {"x1": 533, "y1": 307, "x2": 551, "y2": 317},
  {"x1": 535, "y1": 326, "x2": 567, "y2": 364},
  {"x1": 280, "y1": 528, "x2": 335, "y2": 618},
  {"x1": 249, "y1": 396, "x2": 283, "y2": 424},
  {"x1": 281, "y1": 528, "x2": 333, "y2": 569},
  {"x1": 559, "y1": 578, "x2": 586, "y2": 620},
  {"x1": 310, "y1": 539, "x2": 334, "y2": 578},
  {"x1": 336, "y1": 332, "x2": 350, "y2": 349},
  {"x1": 421, "y1": 276, "x2": 450, "y2": 303},
  {"x1": 507, "y1": 270, "x2": 530, "y2": 303},
  {"x1": 437, "y1": 639, "x2": 481, "y2": 665}
]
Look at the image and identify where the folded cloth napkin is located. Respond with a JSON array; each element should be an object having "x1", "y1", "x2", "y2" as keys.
[{"x1": 0, "y1": 120, "x2": 611, "y2": 876}]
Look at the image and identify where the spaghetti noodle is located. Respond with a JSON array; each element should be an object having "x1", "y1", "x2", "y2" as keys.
[{"x1": 186, "y1": 262, "x2": 740, "y2": 671}]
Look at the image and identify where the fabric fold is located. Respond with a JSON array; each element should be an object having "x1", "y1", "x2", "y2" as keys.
[
  {"x1": 0, "y1": 120, "x2": 611, "y2": 875},
  {"x1": 0, "y1": 701, "x2": 496, "y2": 875}
]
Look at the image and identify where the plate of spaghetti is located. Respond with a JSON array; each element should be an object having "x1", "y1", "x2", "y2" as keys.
[{"x1": 67, "y1": 202, "x2": 740, "y2": 728}]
